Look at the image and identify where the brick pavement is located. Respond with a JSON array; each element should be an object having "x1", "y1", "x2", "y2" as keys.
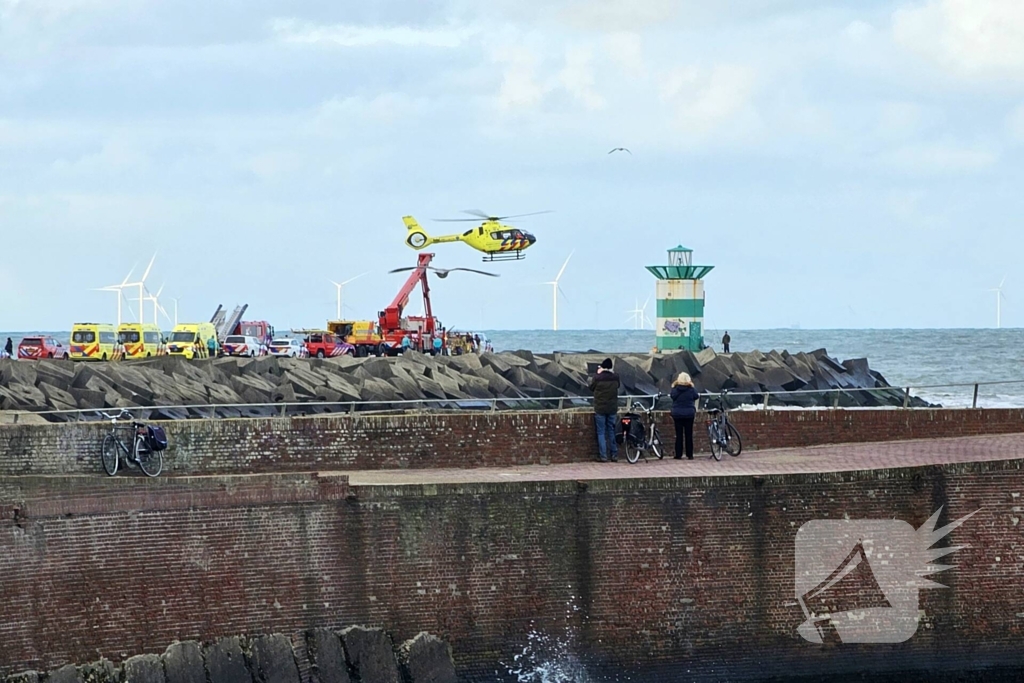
[{"x1": 341, "y1": 432, "x2": 1024, "y2": 486}]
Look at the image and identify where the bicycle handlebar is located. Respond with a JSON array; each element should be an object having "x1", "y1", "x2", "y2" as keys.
[{"x1": 100, "y1": 408, "x2": 134, "y2": 422}]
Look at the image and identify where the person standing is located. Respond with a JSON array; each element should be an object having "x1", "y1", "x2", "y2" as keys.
[
  {"x1": 432, "y1": 334, "x2": 442, "y2": 356},
  {"x1": 401, "y1": 335, "x2": 411, "y2": 354},
  {"x1": 588, "y1": 358, "x2": 621, "y2": 462},
  {"x1": 722, "y1": 331, "x2": 731, "y2": 353},
  {"x1": 670, "y1": 372, "x2": 699, "y2": 460},
  {"x1": 4, "y1": 337, "x2": 13, "y2": 359},
  {"x1": 207, "y1": 335, "x2": 218, "y2": 359}
]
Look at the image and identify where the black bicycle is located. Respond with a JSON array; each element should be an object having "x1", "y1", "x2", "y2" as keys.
[
  {"x1": 705, "y1": 392, "x2": 742, "y2": 461},
  {"x1": 100, "y1": 409, "x2": 163, "y2": 477},
  {"x1": 621, "y1": 394, "x2": 664, "y2": 463}
]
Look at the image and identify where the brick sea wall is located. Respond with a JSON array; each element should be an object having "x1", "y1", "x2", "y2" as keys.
[
  {"x1": 2, "y1": 407, "x2": 1024, "y2": 476},
  {"x1": 3, "y1": 460, "x2": 1024, "y2": 680}
]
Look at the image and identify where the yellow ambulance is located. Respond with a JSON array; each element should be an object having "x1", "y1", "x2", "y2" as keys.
[
  {"x1": 166, "y1": 323, "x2": 219, "y2": 359},
  {"x1": 69, "y1": 323, "x2": 118, "y2": 361},
  {"x1": 118, "y1": 323, "x2": 164, "y2": 359}
]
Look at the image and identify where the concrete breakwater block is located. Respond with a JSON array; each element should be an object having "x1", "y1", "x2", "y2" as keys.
[
  {"x1": 44, "y1": 666, "x2": 83, "y2": 683},
  {"x1": 123, "y1": 655, "x2": 165, "y2": 683},
  {"x1": 339, "y1": 626, "x2": 402, "y2": 683},
  {"x1": 162, "y1": 641, "x2": 206, "y2": 683},
  {"x1": 3, "y1": 673, "x2": 40, "y2": 683},
  {"x1": 397, "y1": 633, "x2": 458, "y2": 683},
  {"x1": 305, "y1": 629, "x2": 352, "y2": 683},
  {"x1": 1, "y1": 347, "x2": 928, "y2": 417},
  {"x1": 247, "y1": 635, "x2": 300, "y2": 683},
  {"x1": 204, "y1": 637, "x2": 253, "y2": 683}
]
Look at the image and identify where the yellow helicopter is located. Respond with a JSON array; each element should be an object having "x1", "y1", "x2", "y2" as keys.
[{"x1": 402, "y1": 210, "x2": 550, "y2": 262}]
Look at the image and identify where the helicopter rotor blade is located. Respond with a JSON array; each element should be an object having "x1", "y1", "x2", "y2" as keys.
[
  {"x1": 461, "y1": 209, "x2": 493, "y2": 219},
  {"x1": 491, "y1": 210, "x2": 554, "y2": 220},
  {"x1": 432, "y1": 218, "x2": 485, "y2": 223},
  {"x1": 388, "y1": 267, "x2": 417, "y2": 274}
]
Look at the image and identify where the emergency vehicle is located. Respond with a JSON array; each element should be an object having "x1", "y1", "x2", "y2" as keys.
[
  {"x1": 69, "y1": 323, "x2": 118, "y2": 361},
  {"x1": 294, "y1": 330, "x2": 354, "y2": 358},
  {"x1": 326, "y1": 320, "x2": 383, "y2": 358},
  {"x1": 17, "y1": 336, "x2": 69, "y2": 360},
  {"x1": 222, "y1": 335, "x2": 262, "y2": 357},
  {"x1": 166, "y1": 323, "x2": 219, "y2": 359},
  {"x1": 118, "y1": 323, "x2": 164, "y2": 359}
]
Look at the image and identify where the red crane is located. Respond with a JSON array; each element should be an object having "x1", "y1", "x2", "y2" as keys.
[{"x1": 377, "y1": 252, "x2": 440, "y2": 353}]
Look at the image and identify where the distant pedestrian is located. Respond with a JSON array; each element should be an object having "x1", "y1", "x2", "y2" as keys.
[
  {"x1": 401, "y1": 335, "x2": 411, "y2": 354},
  {"x1": 432, "y1": 335, "x2": 442, "y2": 356},
  {"x1": 473, "y1": 334, "x2": 481, "y2": 353},
  {"x1": 722, "y1": 331, "x2": 731, "y2": 353},
  {"x1": 670, "y1": 372, "x2": 699, "y2": 460},
  {"x1": 207, "y1": 335, "x2": 218, "y2": 359},
  {"x1": 4, "y1": 337, "x2": 12, "y2": 358},
  {"x1": 588, "y1": 358, "x2": 620, "y2": 462}
]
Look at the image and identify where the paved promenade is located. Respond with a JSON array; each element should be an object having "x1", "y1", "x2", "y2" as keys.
[{"x1": 342, "y1": 433, "x2": 1024, "y2": 486}]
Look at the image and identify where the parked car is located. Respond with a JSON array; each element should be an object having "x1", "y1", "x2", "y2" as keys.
[
  {"x1": 222, "y1": 335, "x2": 263, "y2": 358},
  {"x1": 18, "y1": 336, "x2": 69, "y2": 360},
  {"x1": 268, "y1": 338, "x2": 306, "y2": 358},
  {"x1": 303, "y1": 331, "x2": 355, "y2": 358}
]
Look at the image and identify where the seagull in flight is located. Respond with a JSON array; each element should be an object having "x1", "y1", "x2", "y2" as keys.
[{"x1": 608, "y1": 147, "x2": 632, "y2": 155}]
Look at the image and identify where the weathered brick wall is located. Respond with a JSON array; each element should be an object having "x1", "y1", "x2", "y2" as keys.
[
  {"x1": 2, "y1": 408, "x2": 1024, "y2": 476},
  {"x1": 3, "y1": 459, "x2": 1024, "y2": 681}
]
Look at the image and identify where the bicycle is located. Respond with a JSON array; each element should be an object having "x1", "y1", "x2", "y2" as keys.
[
  {"x1": 100, "y1": 409, "x2": 163, "y2": 477},
  {"x1": 620, "y1": 394, "x2": 664, "y2": 464},
  {"x1": 705, "y1": 392, "x2": 743, "y2": 461}
]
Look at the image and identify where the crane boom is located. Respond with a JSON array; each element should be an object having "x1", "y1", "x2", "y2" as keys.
[{"x1": 379, "y1": 252, "x2": 436, "y2": 334}]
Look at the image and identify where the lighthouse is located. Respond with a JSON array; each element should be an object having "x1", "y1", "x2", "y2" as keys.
[{"x1": 646, "y1": 245, "x2": 714, "y2": 352}]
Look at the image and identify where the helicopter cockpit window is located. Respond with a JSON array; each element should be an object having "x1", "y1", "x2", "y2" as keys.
[
  {"x1": 462, "y1": 229, "x2": 474, "y2": 236},
  {"x1": 490, "y1": 231, "x2": 503, "y2": 240}
]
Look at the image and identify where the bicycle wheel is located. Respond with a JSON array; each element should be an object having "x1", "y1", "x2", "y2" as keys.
[
  {"x1": 625, "y1": 440, "x2": 642, "y2": 464},
  {"x1": 723, "y1": 422, "x2": 743, "y2": 457},
  {"x1": 136, "y1": 438, "x2": 163, "y2": 477},
  {"x1": 650, "y1": 427, "x2": 664, "y2": 459},
  {"x1": 708, "y1": 424, "x2": 723, "y2": 461},
  {"x1": 101, "y1": 434, "x2": 119, "y2": 476}
]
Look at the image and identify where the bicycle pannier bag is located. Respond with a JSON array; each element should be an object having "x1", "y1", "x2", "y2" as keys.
[{"x1": 147, "y1": 425, "x2": 168, "y2": 451}]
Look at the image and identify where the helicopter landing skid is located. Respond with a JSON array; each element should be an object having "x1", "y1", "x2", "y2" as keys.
[{"x1": 483, "y1": 251, "x2": 526, "y2": 262}]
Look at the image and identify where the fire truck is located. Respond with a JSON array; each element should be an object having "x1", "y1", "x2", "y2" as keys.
[
  {"x1": 293, "y1": 330, "x2": 355, "y2": 358},
  {"x1": 326, "y1": 319, "x2": 383, "y2": 358},
  {"x1": 210, "y1": 305, "x2": 275, "y2": 349},
  {"x1": 375, "y1": 252, "x2": 445, "y2": 356}
]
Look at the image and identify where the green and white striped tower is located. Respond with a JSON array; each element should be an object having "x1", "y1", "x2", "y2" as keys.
[{"x1": 646, "y1": 245, "x2": 714, "y2": 351}]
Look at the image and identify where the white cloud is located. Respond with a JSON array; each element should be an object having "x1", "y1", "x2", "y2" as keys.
[
  {"x1": 557, "y1": 46, "x2": 605, "y2": 110},
  {"x1": 495, "y1": 47, "x2": 547, "y2": 110},
  {"x1": 604, "y1": 32, "x2": 645, "y2": 77},
  {"x1": 880, "y1": 142, "x2": 998, "y2": 173},
  {"x1": 659, "y1": 64, "x2": 760, "y2": 137},
  {"x1": 893, "y1": 0, "x2": 1024, "y2": 77},
  {"x1": 269, "y1": 18, "x2": 476, "y2": 49},
  {"x1": 557, "y1": 0, "x2": 680, "y2": 32}
]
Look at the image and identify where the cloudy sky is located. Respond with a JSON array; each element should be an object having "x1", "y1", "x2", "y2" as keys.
[{"x1": 1, "y1": 0, "x2": 1022, "y2": 331}]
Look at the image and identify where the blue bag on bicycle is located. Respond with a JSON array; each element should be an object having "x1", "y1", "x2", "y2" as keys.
[{"x1": 147, "y1": 425, "x2": 168, "y2": 451}]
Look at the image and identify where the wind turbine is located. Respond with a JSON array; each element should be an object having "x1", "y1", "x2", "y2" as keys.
[
  {"x1": 544, "y1": 251, "x2": 573, "y2": 331},
  {"x1": 171, "y1": 297, "x2": 181, "y2": 326},
  {"x1": 626, "y1": 299, "x2": 642, "y2": 329},
  {"x1": 638, "y1": 296, "x2": 653, "y2": 329},
  {"x1": 144, "y1": 284, "x2": 172, "y2": 326},
  {"x1": 330, "y1": 273, "x2": 367, "y2": 320},
  {"x1": 93, "y1": 263, "x2": 137, "y2": 325},
  {"x1": 989, "y1": 276, "x2": 1007, "y2": 328},
  {"x1": 122, "y1": 254, "x2": 156, "y2": 325}
]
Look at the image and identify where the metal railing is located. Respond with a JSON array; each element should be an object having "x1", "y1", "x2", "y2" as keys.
[{"x1": 5, "y1": 378, "x2": 1024, "y2": 423}]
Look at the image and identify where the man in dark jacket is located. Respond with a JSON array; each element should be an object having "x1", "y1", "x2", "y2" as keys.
[
  {"x1": 722, "y1": 331, "x2": 731, "y2": 353},
  {"x1": 588, "y1": 358, "x2": 620, "y2": 462}
]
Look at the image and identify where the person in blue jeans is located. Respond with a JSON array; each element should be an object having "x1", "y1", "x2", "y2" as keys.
[
  {"x1": 671, "y1": 372, "x2": 700, "y2": 459},
  {"x1": 588, "y1": 358, "x2": 621, "y2": 462}
]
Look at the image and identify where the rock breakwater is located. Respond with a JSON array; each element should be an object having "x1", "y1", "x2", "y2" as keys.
[{"x1": 0, "y1": 348, "x2": 930, "y2": 421}]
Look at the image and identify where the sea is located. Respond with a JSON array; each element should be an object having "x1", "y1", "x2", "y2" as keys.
[{"x1": 3, "y1": 328, "x2": 1024, "y2": 409}]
